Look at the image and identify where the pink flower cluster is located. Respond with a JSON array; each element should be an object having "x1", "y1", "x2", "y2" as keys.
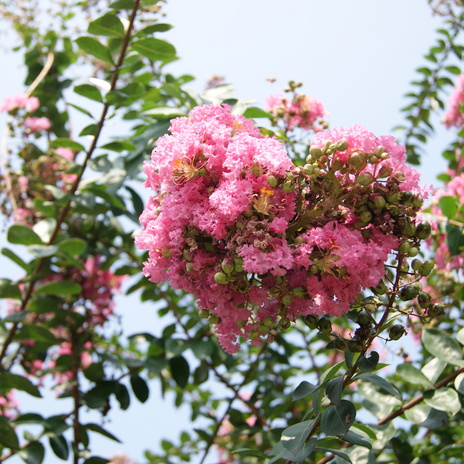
[
  {"x1": 137, "y1": 105, "x2": 424, "y2": 353},
  {"x1": 443, "y1": 74, "x2": 464, "y2": 129},
  {"x1": 24, "y1": 116, "x2": 51, "y2": 133},
  {"x1": 0, "y1": 93, "x2": 39, "y2": 113},
  {"x1": 266, "y1": 93, "x2": 326, "y2": 131}
]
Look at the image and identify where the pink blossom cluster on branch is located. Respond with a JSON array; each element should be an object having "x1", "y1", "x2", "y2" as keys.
[
  {"x1": 266, "y1": 93, "x2": 327, "y2": 131},
  {"x1": 443, "y1": 74, "x2": 464, "y2": 129},
  {"x1": 136, "y1": 104, "x2": 425, "y2": 353}
]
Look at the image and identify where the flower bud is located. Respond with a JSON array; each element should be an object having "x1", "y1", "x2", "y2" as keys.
[
  {"x1": 282, "y1": 181, "x2": 294, "y2": 193},
  {"x1": 377, "y1": 165, "x2": 393, "y2": 178},
  {"x1": 292, "y1": 287, "x2": 306, "y2": 298},
  {"x1": 358, "y1": 311, "x2": 371, "y2": 326},
  {"x1": 251, "y1": 163, "x2": 263, "y2": 176},
  {"x1": 303, "y1": 164, "x2": 314, "y2": 175},
  {"x1": 356, "y1": 172, "x2": 374, "y2": 186},
  {"x1": 198, "y1": 309, "x2": 210, "y2": 319},
  {"x1": 263, "y1": 316, "x2": 274, "y2": 327},
  {"x1": 259, "y1": 323, "x2": 270, "y2": 334},
  {"x1": 333, "y1": 337, "x2": 348, "y2": 351},
  {"x1": 375, "y1": 145, "x2": 386, "y2": 156},
  {"x1": 304, "y1": 314, "x2": 318, "y2": 329},
  {"x1": 427, "y1": 303, "x2": 445, "y2": 318},
  {"x1": 373, "y1": 195, "x2": 386, "y2": 210},
  {"x1": 393, "y1": 171, "x2": 406, "y2": 182},
  {"x1": 389, "y1": 324, "x2": 406, "y2": 340},
  {"x1": 336, "y1": 139, "x2": 349, "y2": 151},
  {"x1": 267, "y1": 175, "x2": 278, "y2": 187},
  {"x1": 408, "y1": 246, "x2": 419, "y2": 257},
  {"x1": 310, "y1": 146, "x2": 323, "y2": 159},
  {"x1": 317, "y1": 317, "x2": 332, "y2": 334},
  {"x1": 399, "y1": 241, "x2": 411, "y2": 255},
  {"x1": 209, "y1": 314, "x2": 221, "y2": 324},
  {"x1": 162, "y1": 248, "x2": 172, "y2": 257},
  {"x1": 279, "y1": 317, "x2": 291, "y2": 330},
  {"x1": 248, "y1": 330, "x2": 259, "y2": 341},
  {"x1": 332, "y1": 159, "x2": 345, "y2": 171},
  {"x1": 221, "y1": 260, "x2": 234, "y2": 274},
  {"x1": 369, "y1": 155, "x2": 379, "y2": 164},
  {"x1": 282, "y1": 294, "x2": 293, "y2": 306},
  {"x1": 234, "y1": 257, "x2": 244, "y2": 272},
  {"x1": 422, "y1": 260, "x2": 434, "y2": 276},
  {"x1": 214, "y1": 272, "x2": 229, "y2": 285},
  {"x1": 386, "y1": 192, "x2": 401, "y2": 203},
  {"x1": 348, "y1": 340, "x2": 363, "y2": 352}
]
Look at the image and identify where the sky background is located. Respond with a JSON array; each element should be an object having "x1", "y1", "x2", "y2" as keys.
[{"x1": 0, "y1": 1, "x2": 458, "y2": 463}]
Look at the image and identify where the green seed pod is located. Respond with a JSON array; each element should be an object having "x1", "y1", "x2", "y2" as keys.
[
  {"x1": 198, "y1": 309, "x2": 210, "y2": 319},
  {"x1": 263, "y1": 316, "x2": 274, "y2": 327},
  {"x1": 292, "y1": 287, "x2": 306, "y2": 298},
  {"x1": 234, "y1": 257, "x2": 244, "y2": 272},
  {"x1": 427, "y1": 303, "x2": 445, "y2": 318},
  {"x1": 400, "y1": 285, "x2": 420, "y2": 301},
  {"x1": 214, "y1": 272, "x2": 229, "y2": 285},
  {"x1": 221, "y1": 260, "x2": 234, "y2": 274},
  {"x1": 209, "y1": 314, "x2": 221, "y2": 324},
  {"x1": 358, "y1": 210, "x2": 373, "y2": 223},
  {"x1": 411, "y1": 258, "x2": 423, "y2": 272},
  {"x1": 259, "y1": 323, "x2": 270, "y2": 334},
  {"x1": 418, "y1": 292, "x2": 431, "y2": 309},
  {"x1": 318, "y1": 317, "x2": 332, "y2": 334},
  {"x1": 267, "y1": 175, "x2": 278, "y2": 187},
  {"x1": 416, "y1": 222, "x2": 432, "y2": 240},
  {"x1": 248, "y1": 330, "x2": 260, "y2": 341},
  {"x1": 333, "y1": 337, "x2": 348, "y2": 351},
  {"x1": 422, "y1": 260, "x2": 434, "y2": 276},
  {"x1": 304, "y1": 314, "x2": 318, "y2": 329},
  {"x1": 386, "y1": 191, "x2": 401, "y2": 203},
  {"x1": 358, "y1": 311, "x2": 371, "y2": 326},
  {"x1": 408, "y1": 246, "x2": 419, "y2": 257},
  {"x1": 348, "y1": 340, "x2": 363, "y2": 352},
  {"x1": 399, "y1": 241, "x2": 411, "y2": 255},
  {"x1": 389, "y1": 324, "x2": 406, "y2": 340},
  {"x1": 279, "y1": 317, "x2": 291, "y2": 330},
  {"x1": 373, "y1": 195, "x2": 387, "y2": 210}
]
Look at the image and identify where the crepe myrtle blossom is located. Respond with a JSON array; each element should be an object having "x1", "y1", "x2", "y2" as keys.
[
  {"x1": 443, "y1": 74, "x2": 464, "y2": 129},
  {"x1": 266, "y1": 93, "x2": 327, "y2": 131},
  {"x1": 137, "y1": 104, "x2": 426, "y2": 353},
  {"x1": 23, "y1": 116, "x2": 51, "y2": 133},
  {"x1": 0, "y1": 93, "x2": 39, "y2": 113}
]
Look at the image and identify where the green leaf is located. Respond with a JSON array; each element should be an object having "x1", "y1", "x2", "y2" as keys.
[
  {"x1": 326, "y1": 377, "x2": 344, "y2": 406},
  {"x1": 339, "y1": 430, "x2": 372, "y2": 450},
  {"x1": 100, "y1": 140, "x2": 137, "y2": 152},
  {"x1": 3, "y1": 310, "x2": 29, "y2": 322},
  {"x1": 115, "y1": 383, "x2": 130, "y2": 410},
  {"x1": 446, "y1": 223, "x2": 464, "y2": 256},
  {"x1": 138, "y1": 23, "x2": 173, "y2": 35},
  {"x1": 16, "y1": 325, "x2": 59, "y2": 345},
  {"x1": 455, "y1": 372, "x2": 464, "y2": 394},
  {"x1": 390, "y1": 436, "x2": 414, "y2": 464},
  {"x1": 32, "y1": 218, "x2": 57, "y2": 243},
  {"x1": 86, "y1": 423, "x2": 121, "y2": 443},
  {"x1": 83, "y1": 458, "x2": 109, "y2": 464},
  {"x1": 132, "y1": 38, "x2": 176, "y2": 62},
  {"x1": 243, "y1": 107, "x2": 273, "y2": 118},
  {"x1": 0, "y1": 373, "x2": 41, "y2": 398},
  {"x1": 422, "y1": 328, "x2": 463, "y2": 364},
  {"x1": 74, "y1": 84, "x2": 103, "y2": 103},
  {"x1": 0, "y1": 279, "x2": 21, "y2": 300},
  {"x1": 423, "y1": 388, "x2": 461, "y2": 415},
  {"x1": 83, "y1": 363, "x2": 105, "y2": 382},
  {"x1": 281, "y1": 420, "x2": 316, "y2": 455},
  {"x1": 169, "y1": 356, "x2": 190, "y2": 388},
  {"x1": 7, "y1": 225, "x2": 42, "y2": 245},
  {"x1": 80, "y1": 124, "x2": 99, "y2": 137},
  {"x1": 404, "y1": 404, "x2": 448, "y2": 428},
  {"x1": 355, "y1": 373, "x2": 401, "y2": 400},
  {"x1": 49, "y1": 435, "x2": 69, "y2": 461},
  {"x1": 233, "y1": 449, "x2": 268, "y2": 459},
  {"x1": 57, "y1": 238, "x2": 87, "y2": 256},
  {"x1": 396, "y1": 363, "x2": 433, "y2": 389},
  {"x1": 422, "y1": 357, "x2": 446, "y2": 383},
  {"x1": 76, "y1": 36, "x2": 114, "y2": 65},
  {"x1": 27, "y1": 245, "x2": 59, "y2": 258},
  {"x1": 358, "y1": 351, "x2": 379, "y2": 372},
  {"x1": 109, "y1": 0, "x2": 134, "y2": 8},
  {"x1": 0, "y1": 416, "x2": 19, "y2": 449},
  {"x1": 88, "y1": 13, "x2": 125, "y2": 37},
  {"x1": 83, "y1": 382, "x2": 117, "y2": 409},
  {"x1": 320, "y1": 400, "x2": 356, "y2": 436},
  {"x1": 2, "y1": 247, "x2": 30, "y2": 271},
  {"x1": 50, "y1": 138, "x2": 85, "y2": 151},
  {"x1": 293, "y1": 380, "x2": 319, "y2": 401},
  {"x1": 18, "y1": 441, "x2": 45, "y2": 464},
  {"x1": 315, "y1": 447, "x2": 352, "y2": 463},
  {"x1": 35, "y1": 281, "x2": 82, "y2": 296},
  {"x1": 446, "y1": 65, "x2": 461, "y2": 75},
  {"x1": 130, "y1": 374, "x2": 149, "y2": 403},
  {"x1": 193, "y1": 361, "x2": 209, "y2": 385},
  {"x1": 439, "y1": 196, "x2": 458, "y2": 219}
]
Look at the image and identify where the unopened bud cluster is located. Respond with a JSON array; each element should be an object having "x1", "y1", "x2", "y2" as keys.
[{"x1": 137, "y1": 106, "x2": 427, "y2": 353}]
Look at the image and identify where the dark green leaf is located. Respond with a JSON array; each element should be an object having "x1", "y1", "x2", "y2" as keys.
[
  {"x1": 80, "y1": 124, "x2": 99, "y2": 137},
  {"x1": 446, "y1": 223, "x2": 464, "y2": 256},
  {"x1": 132, "y1": 38, "x2": 176, "y2": 62},
  {"x1": 169, "y1": 356, "x2": 190, "y2": 388},
  {"x1": 422, "y1": 328, "x2": 463, "y2": 364},
  {"x1": 16, "y1": 325, "x2": 59, "y2": 345},
  {"x1": 0, "y1": 416, "x2": 19, "y2": 449},
  {"x1": 358, "y1": 351, "x2": 379, "y2": 372},
  {"x1": 130, "y1": 374, "x2": 149, "y2": 403},
  {"x1": 326, "y1": 377, "x2": 344, "y2": 406},
  {"x1": 86, "y1": 423, "x2": 121, "y2": 443},
  {"x1": 115, "y1": 383, "x2": 130, "y2": 410},
  {"x1": 18, "y1": 441, "x2": 45, "y2": 464},
  {"x1": 100, "y1": 141, "x2": 137, "y2": 152},
  {"x1": 1, "y1": 247, "x2": 29, "y2": 271},
  {"x1": 396, "y1": 363, "x2": 433, "y2": 389},
  {"x1": 355, "y1": 373, "x2": 401, "y2": 400},
  {"x1": 0, "y1": 279, "x2": 21, "y2": 300},
  {"x1": 281, "y1": 420, "x2": 316, "y2": 456},
  {"x1": 320, "y1": 400, "x2": 356, "y2": 436},
  {"x1": 233, "y1": 449, "x2": 268, "y2": 458},
  {"x1": 88, "y1": 14, "x2": 125, "y2": 37},
  {"x1": 7, "y1": 225, "x2": 42, "y2": 246},
  {"x1": 57, "y1": 238, "x2": 87, "y2": 256},
  {"x1": 109, "y1": 0, "x2": 134, "y2": 8},
  {"x1": 293, "y1": 381, "x2": 318, "y2": 401},
  {"x1": 243, "y1": 107, "x2": 273, "y2": 118},
  {"x1": 423, "y1": 388, "x2": 461, "y2": 415},
  {"x1": 83, "y1": 363, "x2": 105, "y2": 382},
  {"x1": 76, "y1": 37, "x2": 114, "y2": 65},
  {"x1": 315, "y1": 447, "x2": 352, "y2": 463},
  {"x1": 0, "y1": 373, "x2": 41, "y2": 398},
  {"x1": 83, "y1": 382, "x2": 116, "y2": 409},
  {"x1": 49, "y1": 435, "x2": 69, "y2": 461},
  {"x1": 35, "y1": 281, "x2": 82, "y2": 296},
  {"x1": 138, "y1": 23, "x2": 173, "y2": 35},
  {"x1": 74, "y1": 84, "x2": 103, "y2": 103},
  {"x1": 3, "y1": 310, "x2": 29, "y2": 322},
  {"x1": 446, "y1": 65, "x2": 461, "y2": 75},
  {"x1": 391, "y1": 436, "x2": 413, "y2": 464},
  {"x1": 339, "y1": 430, "x2": 372, "y2": 449},
  {"x1": 83, "y1": 458, "x2": 109, "y2": 464}
]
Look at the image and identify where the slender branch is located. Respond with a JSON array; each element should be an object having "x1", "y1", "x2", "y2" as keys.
[
  {"x1": 25, "y1": 52, "x2": 55, "y2": 97},
  {"x1": 0, "y1": 0, "x2": 141, "y2": 365}
]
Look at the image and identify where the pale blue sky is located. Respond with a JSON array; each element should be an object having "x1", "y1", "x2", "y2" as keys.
[{"x1": 0, "y1": 1, "x2": 454, "y2": 462}]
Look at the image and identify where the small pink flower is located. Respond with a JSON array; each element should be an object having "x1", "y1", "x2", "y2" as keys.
[
  {"x1": 24, "y1": 116, "x2": 51, "y2": 133},
  {"x1": 55, "y1": 147, "x2": 74, "y2": 160},
  {"x1": 443, "y1": 74, "x2": 464, "y2": 129},
  {"x1": 0, "y1": 93, "x2": 39, "y2": 113}
]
